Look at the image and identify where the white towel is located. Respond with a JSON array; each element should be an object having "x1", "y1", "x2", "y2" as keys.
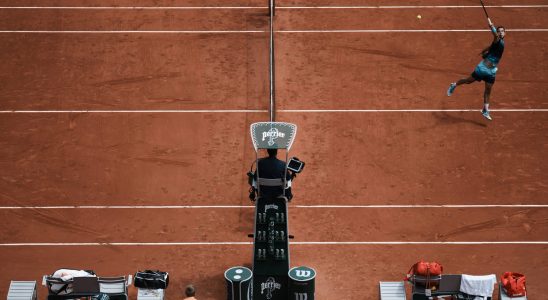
[
  {"x1": 50, "y1": 269, "x2": 96, "y2": 294},
  {"x1": 52, "y1": 269, "x2": 96, "y2": 281},
  {"x1": 459, "y1": 274, "x2": 497, "y2": 299}
]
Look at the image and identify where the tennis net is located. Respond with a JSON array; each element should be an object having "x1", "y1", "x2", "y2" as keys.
[{"x1": 269, "y1": 0, "x2": 275, "y2": 121}]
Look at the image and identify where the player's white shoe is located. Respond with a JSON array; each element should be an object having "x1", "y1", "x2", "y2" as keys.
[
  {"x1": 447, "y1": 83, "x2": 456, "y2": 96},
  {"x1": 481, "y1": 108, "x2": 492, "y2": 121}
]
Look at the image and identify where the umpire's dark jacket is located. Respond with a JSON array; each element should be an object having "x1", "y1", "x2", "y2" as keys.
[{"x1": 256, "y1": 156, "x2": 292, "y2": 199}]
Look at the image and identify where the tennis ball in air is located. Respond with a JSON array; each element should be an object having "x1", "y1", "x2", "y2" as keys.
[{"x1": 417, "y1": 14, "x2": 422, "y2": 19}]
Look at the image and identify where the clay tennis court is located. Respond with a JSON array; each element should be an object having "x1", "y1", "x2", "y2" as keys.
[{"x1": 1, "y1": 0, "x2": 547, "y2": 299}]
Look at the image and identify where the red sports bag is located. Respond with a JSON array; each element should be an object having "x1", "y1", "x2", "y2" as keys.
[
  {"x1": 501, "y1": 272, "x2": 526, "y2": 297},
  {"x1": 405, "y1": 261, "x2": 443, "y2": 289},
  {"x1": 406, "y1": 260, "x2": 443, "y2": 278}
]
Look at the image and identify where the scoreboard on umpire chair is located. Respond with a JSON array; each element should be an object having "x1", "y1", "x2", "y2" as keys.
[{"x1": 252, "y1": 196, "x2": 289, "y2": 300}]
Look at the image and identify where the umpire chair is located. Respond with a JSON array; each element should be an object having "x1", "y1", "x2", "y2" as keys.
[{"x1": 249, "y1": 122, "x2": 297, "y2": 300}]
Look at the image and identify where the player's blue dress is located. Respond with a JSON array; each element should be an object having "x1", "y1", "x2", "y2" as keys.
[{"x1": 472, "y1": 27, "x2": 505, "y2": 84}]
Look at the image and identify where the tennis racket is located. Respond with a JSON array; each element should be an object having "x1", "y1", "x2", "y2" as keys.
[{"x1": 479, "y1": 0, "x2": 493, "y2": 25}]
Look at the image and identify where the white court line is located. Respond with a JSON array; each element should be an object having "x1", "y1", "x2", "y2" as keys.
[
  {"x1": 0, "y1": 242, "x2": 251, "y2": 246},
  {"x1": 0, "y1": 5, "x2": 547, "y2": 9},
  {"x1": 281, "y1": 109, "x2": 548, "y2": 113},
  {"x1": 0, "y1": 29, "x2": 547, "y2": 33},
  {"x1": 280, "y1": 5, "x2": 548, "y2": 9},
  {"x1": 295, "y1": 204, "x2": 548, "y2": 208},
  {"x1": 0, "y1": 241, "x2": 546, "y2": 246},
  {"x1": 0, "y1": 30, "x2": 264, "y2": 34},
  {"x1": 1, "y1": 204, "x2": 547, "y2": 209},
  {"x1": 278, "y1": 29, "x2": 548, "y2": 33},
  {"x1": 0, "y1": 6, "x2": 267, "y2": 10},
  {"x1": 0, "y1": 110, "x2": 268, "y2": 113},
  {"x1": 294, "y1": 241, "x2": 548, "y2": 245},
  {"x1": 1, "y1": 109, "x2": 546, "y2": 114},
  {"x1": 0, "y1": 205, "x2": 254, "y2": 209}
]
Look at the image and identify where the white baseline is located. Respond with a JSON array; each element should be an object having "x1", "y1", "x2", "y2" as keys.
[
  {"x1": 0, "y1": 5, "x2": 547, "y2": 9},
  {"x1": 0, "y1": 109, "x2": 547, "y2": 114},
  {"x1": 0, "y1": 6, "x2": 267, "y2": 10},
  {"x1": 0, "y1": 29, "x2": 547, "y2": 33},
  {"x1": 0, "y1": 204, "x2": 547, "y2": 209},
  {"x1": 280, "y1": 5, "x2": 548, "y2": 9},
  {"x1": 0, "y1": 241, "x2": 546, "y2": 246}
]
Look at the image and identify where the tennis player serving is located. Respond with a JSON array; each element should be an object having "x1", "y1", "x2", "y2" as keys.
[{"x1": 447, "y1": 15, "x2": 505, "y2": 121}]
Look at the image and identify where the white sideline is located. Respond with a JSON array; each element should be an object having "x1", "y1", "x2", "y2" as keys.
[
  {"x1": 0, "y1": 110, "x2": 268, "y2": 113},
  {"x1": 281, "y1": 109, "x2": 548, "y2": 113},
  {"x1": 0, "y1": 30, "x2": 264, "y2": 33},
  {"x1": 0, "y1": 5, "x2": 547, "y2": 9},
  {"x1": 0, "y1": 6, "x2": 267, "y2": 9},
  {"x1": 0, "y1": 29, "x2": 547, "y2": 33},
  {"x1": 0, "y1": 109, "x2": 547, "y2": 114},
  {"x1": 279, "y1": 29, "x2": 548, "y2": 33},
  {"x1": 281, "y1": 5, "x2": 548, "y2": 9},
  {"x1": 0, "y1": 241, "x2": 547, "y2": 246},
  {"x1": 0, "y1": 204, "x2": 547, "y2": 209}
]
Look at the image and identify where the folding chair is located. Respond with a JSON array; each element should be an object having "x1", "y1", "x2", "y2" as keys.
[
  {"x1": 7, "y1": 281, "x2": 37, "y2": 300},
  {"x1": 43, "y1": 275, "x2": 100, "y2": 300},
  {"x1": 499, "y1": 281, "x2": 527, "y2": 300},
  {"x1": 98, "y1": 276, "x2": 132, "y2": 300},
  {"x1": 43, "y1": 276, "x2": 73, "y2": 299},
  {"x1": 379, "y1": 281, "x2": 406, "y2": 300},
  {"x1": 137, "y1": 288, "x2": 165, "y2": 300}
]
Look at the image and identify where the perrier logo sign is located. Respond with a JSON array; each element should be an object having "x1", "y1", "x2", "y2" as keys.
[
  {"x1": 261, "y1": 277, "x2": 281, "y2": 299},
  {"x1": 250, "y1": 122, "x2": 297, "y2": 150},
  {"x1": 262, "y1": 128, "x2": 285, "y2": 146}
]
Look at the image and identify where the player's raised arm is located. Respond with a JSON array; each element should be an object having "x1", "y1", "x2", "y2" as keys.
[
  {"x1": 480, "y1": 0, "x2": 498, "y2": 39},
  {"x1": 487, "y1": 18, "x2": 498, "y2": 39}
]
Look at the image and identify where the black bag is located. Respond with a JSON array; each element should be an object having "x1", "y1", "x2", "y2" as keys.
[{"x1": 134, "y1": 270, "x2": 169, "y2": 289}]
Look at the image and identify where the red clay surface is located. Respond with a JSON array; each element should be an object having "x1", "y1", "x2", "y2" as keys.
[
  {"x1": 1, "y1": 1, "x2": 547, "y2": 299},
  {"x1": 1, "y1": 208, "x2": 547, "y2": 243},
  {"x1": 1, "y1": 113, "x2": 545, "y2": 206}
]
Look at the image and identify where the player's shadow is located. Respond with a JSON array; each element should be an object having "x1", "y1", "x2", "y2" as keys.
[
  {"x1": 433, "y1": 111, "x2": 487, "y2": 128},
  {"x1": 435, "y1": 91, "x2": 489, "y2": 127}
]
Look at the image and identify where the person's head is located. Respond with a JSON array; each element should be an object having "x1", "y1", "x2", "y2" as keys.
[
  {"x1": 497, "y1": 26, "x2": 505, "y2": 39},
  {"x1": 267, "y1": 148, "x2": 278, "y2": 157},
  {"x1": 185, "y1": 284, "x2": 195, "y2": 297}
]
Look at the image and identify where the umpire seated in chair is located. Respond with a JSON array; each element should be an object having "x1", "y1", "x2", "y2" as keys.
[{"x1": 249, "y1": 148, "x2": 293, "y2": 201}]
